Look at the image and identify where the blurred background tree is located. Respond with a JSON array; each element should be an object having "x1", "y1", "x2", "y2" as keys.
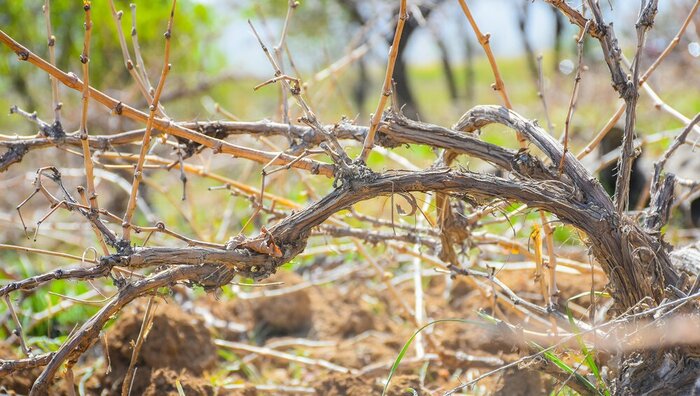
[{"x1": 0, "y1": 0, "x2": 221, "y2": 132}]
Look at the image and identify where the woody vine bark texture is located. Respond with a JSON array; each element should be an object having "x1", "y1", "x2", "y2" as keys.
[{"x1": 0, "y1": 0, "x2": 697, "y2": 395}]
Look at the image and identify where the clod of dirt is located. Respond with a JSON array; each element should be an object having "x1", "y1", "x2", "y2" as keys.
[
  {"x1": 333, "y1": 305, "x2": 376, "y2": 338},
  {"x1": 312, "y1": 285, "x2": 380, "y2": 338},
  {"x1": 143, "y1": 368, "x2": 216, "y2": 396},
  {"x1": 386, "y1": 375, "x2": 430, "y2": 396},
  {"x1": 313, "y1": 373, "x2": 374, "y2": 395},
  {"x1": 0, "y1": 342, "x2": 105, "y2": 395},
  {"x1": 104, "y1": 301, "x2": 217, "y2": 394},
  {"x1": 253, "y1": 271, "x2": 313, "y2": 336},
  {"x1": 227, "y1": 386, "x2": 259, "y2": 396},
  {"x1": 329, "y1": 335, "x2": 398, "y2": 369},
  {"x1": 0, "y1": 342, "x2": 41, "y2": 394},
  {"x1": 313, "y1": 373, "x2": 428, "y2": 396},
  {"x1": 438, "y1": 320, "x2": 512, "y2": 356},
  {"x1": 448, "y1": 276, "x2": 476, "y2": 304},
  {"x1": 494, "y1": 367, "x2": 549, "y2": 396}
]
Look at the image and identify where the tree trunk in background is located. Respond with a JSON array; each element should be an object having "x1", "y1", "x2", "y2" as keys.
[
  {"x1": 435, "y1": 33, "x2": 458, "y2": 101},
  {"x1": 552, "y1": 7, "x2": 564, "y2": 72},
  {"x1": 392, "y1": 10, "x2": 421, "y2": 119},
  {"x1": 353, "y1": 58, "x2": 369, "y2": 114},
  {"x1": 517, "y1": 0, "x2": 539, "y2": 83},
  {"x1": 463, "y1": 28, "x2": 475, "y2": 101}
]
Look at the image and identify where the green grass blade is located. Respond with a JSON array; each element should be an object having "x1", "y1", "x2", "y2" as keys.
[
  {"x1": 175, "y1": 379, "x2": 186, "y2": 396},
  {"x1": 532, "y1": 342, "x2": 601, "y2": 395},
  {"x1": 565, "y1": 299, "x2": 609, "y2": 396},
  {"x1": 475, "y1": 310, "x2": 500, "y2": 325},
  {"x1": 382, "y1": 318, "x2": 481, "y2": 396},
  {"x1": 567, "y1": 290, "x2": 610, "y2": 302}
]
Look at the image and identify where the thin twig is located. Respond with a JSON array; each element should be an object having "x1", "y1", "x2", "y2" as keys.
[
  {"x1": 5, "y1": 295, "x2": 32, "y2": 356},
  {"x1": 0, "y1": 243, "x2": 98, "y2": 263},
  {"x1": 540, "y1": 211, "x2": 559, "y2": 308},
  {"x1": 122, "y1": 0, "x2": 176, "y2": 241},
  {"x1": 64, "y1": 368, "x2": 78, "y2": 396},
  {"x1": 97, "y1": 151, "x2": 300, "y2": 208},
  {"x1": 532, "y1": 223, "x2": 550, "y2": 308},
  {"x1": 611, "y1": 0, "x2": 658, "y2": 214},
  {"x1": 412, "y1": 196, "x2": 434, "y2": 357},
  {"x1": 248, "y1": 20, "x2": 351, "y2": 169},
  {"x1": 650, "y1": 113, "x2": 700, "y2": 197},
  {"x1": 273, "y1": 0, "x2": 298, "y2": 124},
  {"x1": 121, "y1": 297, "x2": 157, "y2": 396},
  {"x1": 29, "y1": 290, "x2": 108, "y2": 331},
  {"x1": 130, "y1": 3, "x2": 153, "y2": 94},
  {"x1": 638, "y1": 72, "x2": 700, "y2": 136},
  {"x1": 312, "y1": 43, "x2": 370, "y2": 83},
  {"x1": 213, "y1": 102, "x2": 239, "y2": 121},
  {"x1": 576, "y1": 0, "x2": 699, "y2": 159},
  {"x1": 78, "y1": 1, "x2": 99, "y2": 213},
  {"x1": 535, "y1": 55, "x2": 554, "y2": 133},
  {"x1": 358, "y1": 0, "x2": 407, "y2": 162},
  {"x1": 559, "y1": 20, "x2": 590, "y2": 173},
  {"x1": 456, "y1": 0, "x2": 525, "y2": 147},
  {"x1": 77, "y1": 186, "x2": 110, "y2": 255},
  {"x1": 29, "y1": 265, "x2": 215, "y2": 395},
  {"x1": 214, "y1": 339, "x2": 352, "y2": 374},
  {"x1": 543, "y1": 0, "x2": 602, "y2": 39},
  {"x1": 222, "y1": 384, "x2": 315, "y2": 394},
  {"x1": 9, "y1": 105, "x2": 53, "y2": 136},
  {"x1": 0, "y1": 31, "x2": 335, "y2": 177},
  {"x1": 107, "y1": 0, "x2": 161, "y2": 113},
  {"x1": 42, "y1": 0, "x2": 61, "y2": 125},
  {"x1": 14, "y1": 166, "x2": 118, "y2": 247}
]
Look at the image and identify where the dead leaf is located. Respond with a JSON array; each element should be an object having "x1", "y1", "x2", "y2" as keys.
[{"x1": 238, "y1": 227, "x2": 283, "y2": 257}]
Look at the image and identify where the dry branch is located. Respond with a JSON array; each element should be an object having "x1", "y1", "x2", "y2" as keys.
[
  {"x1": 0, "y1": 29, "x2": 334, "y2": 178},
  {"x1": 542, "y1": 0, "x2": 603, "y2": 39},
  {"x1": 42, "y1": 0, "x2": 62, "y2": 126},
  {"x1": 610, "y1": 0, "x2": 658, "y2": 214},
  {"x1": 122, "y1": 0, "x2": 176, "y2": 241},
  {"x1": 457, "y1": 0, "x2": 528, "y2": 148},
  {"x1": 577, "y1": 0, "x2": 700, "y2": 159},
  {"x1": 359, "y1": 0, "x2": 407, "y2": 162},
  {"x1": 1, "y1": 4, "x2": 698, "y2": 394}
]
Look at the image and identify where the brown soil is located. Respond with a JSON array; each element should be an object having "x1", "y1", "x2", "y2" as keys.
[
  {"x1": 313, "y1": 373, "x2": 376, "y2": 395},
  {"x1": 203, "y1": 271, "x2": 315, "y2": 341},
  {"x1": 253, "y1": 271, "x2": 313, "y2": 336},
  {"x1": 0, "y1": 342, "x2": 41, "y2": 394},
  {"x1": 143, "y1": 368, "x2": 216, "y2": 396},
  {"x1": 493, "y1": 367, "x2": 550, "y2": 396},
  {"x1": 101, "y1": 302, "x2": 217, "y2": 395},
  {"x1": 313, "y1": 373, "x2": 428, "y2": 395},
  {"x1": 329, "y1": 333, "x2": 400, "y2": 369},
  {"x1": 0, "y1": 342, "x2": 101, "y2": 395},
  {"x1": 1, "y1": 266, "x2": 607, "y2": 394},
  {"x1": 312, "y1": 284, "x2": 386, "y2": 339},
  {"x1": 207, "y1": 268, "x2": 604, "y2": 393}
]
